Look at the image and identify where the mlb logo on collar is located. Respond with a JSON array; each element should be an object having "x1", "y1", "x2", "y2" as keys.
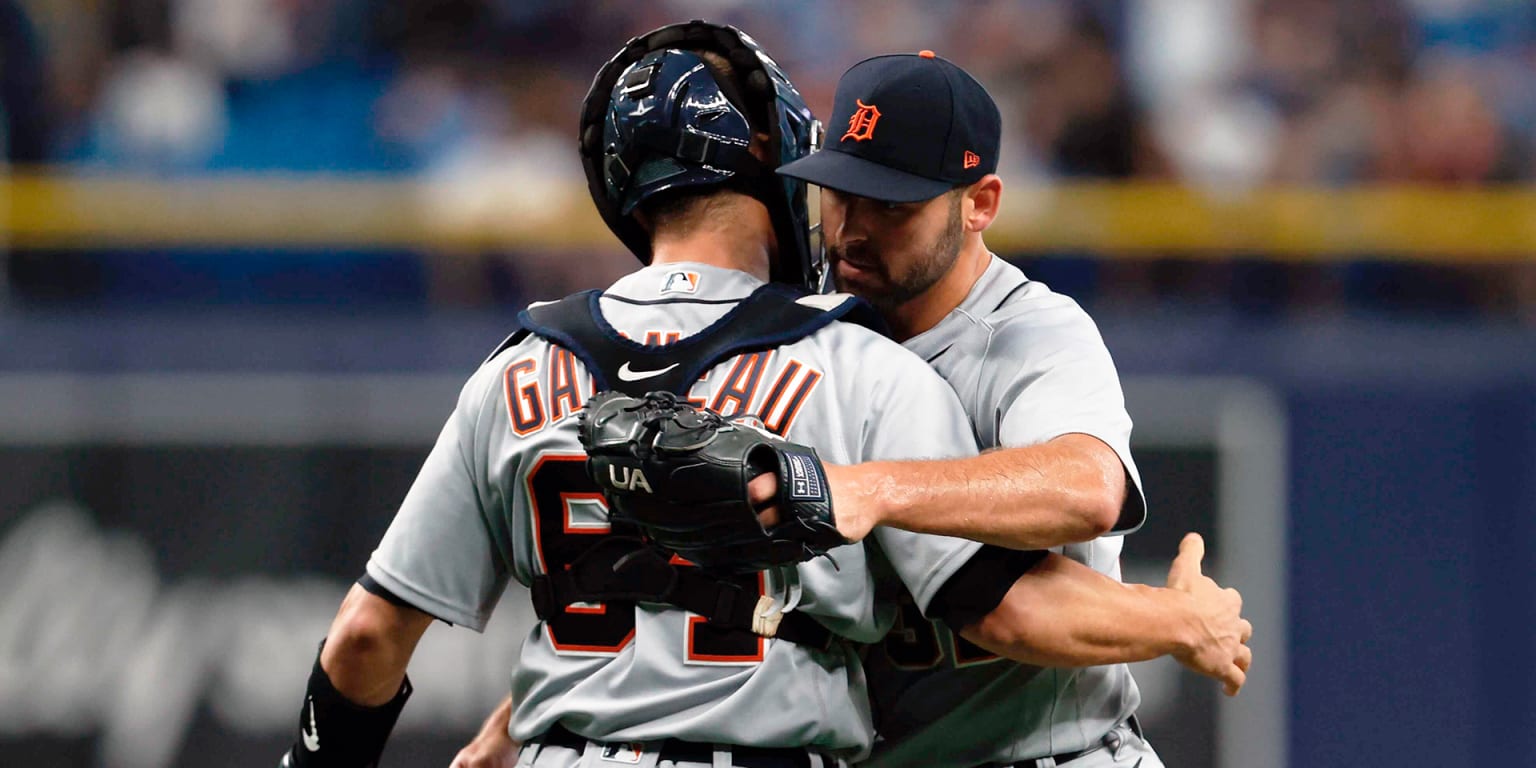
[{"x1": 661, "y1": 270, "x2": 701, "y2": 294}]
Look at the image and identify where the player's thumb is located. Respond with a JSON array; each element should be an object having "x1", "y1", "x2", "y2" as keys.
[{"x1": 1170, "y1": 532, "x2": 1206, "y2": 581}]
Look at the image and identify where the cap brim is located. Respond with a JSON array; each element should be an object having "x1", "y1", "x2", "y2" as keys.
[{"x1": 778, "y1": 149, "x2": 956, "y2": 203}]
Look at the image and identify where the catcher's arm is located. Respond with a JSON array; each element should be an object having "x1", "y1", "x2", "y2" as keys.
[
  {"x1": 942, "y1": 534, "x2": 1252, "y2": 696},
  {"x1": 280, "y1": 584, "x2": 433, "y2": 767},
  {"x1": 451, "y1": 694, "x2": 519, "y2": 768}
]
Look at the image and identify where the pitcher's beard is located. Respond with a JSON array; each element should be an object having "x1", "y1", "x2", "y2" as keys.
[{"x1": 830, "y1": 196, "x2": 964, "y2": 311}]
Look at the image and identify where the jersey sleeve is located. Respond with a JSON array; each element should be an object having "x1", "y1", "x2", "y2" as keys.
[
  {"x1": 365, "y1": 358, "x2": 512, "y2": 632},
  {"x1": 853, "y1": 336, "x2": 987, "y2": 615},
  {"x1": 989, "y1": 300, "x2": 1147, "y2": 532}
]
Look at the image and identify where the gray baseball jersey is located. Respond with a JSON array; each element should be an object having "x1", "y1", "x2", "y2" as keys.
[
  {"x1": 862, "y1": 255, "x2": 1149, "y2": 768},
  {"x1": 365, "y1": 263, "x2": 985, "y2": 761}
]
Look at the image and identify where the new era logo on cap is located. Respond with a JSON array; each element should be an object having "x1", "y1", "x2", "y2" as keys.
[{"x1": 779, "y1": 50, "x2": 1001, "y2": 203}]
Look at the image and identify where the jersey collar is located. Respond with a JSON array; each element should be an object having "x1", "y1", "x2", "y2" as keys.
[
  {"x1": 605, "y1": 263, "x2": 767, "y2": 302},
  {"x1": 901, "y1": 254, "x2": 1028, "y2": 358}
]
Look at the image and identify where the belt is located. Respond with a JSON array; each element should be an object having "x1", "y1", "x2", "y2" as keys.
[
  {"x1": 536, "y1": 723, "x2": 818, "y2": 768},
  {"x1": 989, "y1": 715, "x2": 1143, "y2": 768}
]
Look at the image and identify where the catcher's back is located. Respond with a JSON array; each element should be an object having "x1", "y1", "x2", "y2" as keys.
[{"x1": 364, "y1": 262, "x2": 983, "y2": 759}]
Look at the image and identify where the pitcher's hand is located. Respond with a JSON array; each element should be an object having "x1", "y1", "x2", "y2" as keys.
[{"x1": 1165, "y1": 533, "x2": 1254, "y2": 696}]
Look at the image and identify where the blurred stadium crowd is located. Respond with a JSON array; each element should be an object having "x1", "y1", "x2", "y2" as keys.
[{"x1": 3, "y1": 0, "x2": 1535, "y2": 317}]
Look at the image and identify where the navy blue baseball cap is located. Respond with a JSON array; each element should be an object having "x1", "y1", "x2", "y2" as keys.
[{"x1": 778, "y1": 50, "x2": 1001, "y2": 203}]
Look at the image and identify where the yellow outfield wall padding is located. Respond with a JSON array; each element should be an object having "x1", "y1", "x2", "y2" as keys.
[{"x1": 3, "y1": 172, "x2": 1536, "y2": 261}]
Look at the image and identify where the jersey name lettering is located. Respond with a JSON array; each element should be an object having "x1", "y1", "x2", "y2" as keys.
[{"x1": 503, "y1": 349, "x2": 824, "y2": 438}]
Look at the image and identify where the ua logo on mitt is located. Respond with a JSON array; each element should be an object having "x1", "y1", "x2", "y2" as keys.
[{"x1": 608, "y1": 465, "x2": 653, "y2": 493}]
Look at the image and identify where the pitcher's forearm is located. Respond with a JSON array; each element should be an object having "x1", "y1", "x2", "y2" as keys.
[
  {"x1": 843, "y1": 435, "x2": 1124, "y2": 549},
  {"x1": 959, "y1": 554, "x2": 1194, "y2": 667}
]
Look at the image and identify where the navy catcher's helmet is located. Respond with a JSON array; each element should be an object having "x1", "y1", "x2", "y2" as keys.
[{"x1": 579, "y1": 20, "x2": 825, "y2": 291}]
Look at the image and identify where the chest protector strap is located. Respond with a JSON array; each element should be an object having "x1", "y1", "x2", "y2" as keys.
[
  {"x1": 487, "y1": 283, "x2": 884, "y2": 397},
  {"x1": 498, "y1": 282, "x2": 881, "y2": 648}
]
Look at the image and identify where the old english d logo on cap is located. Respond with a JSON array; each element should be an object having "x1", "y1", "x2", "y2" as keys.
[
  {"x1": 778, "y1": 50, "x2": 1002, "y2": 203},
  {"x1": 841, "y1": 99, "x2": 881, "y2": 142}
]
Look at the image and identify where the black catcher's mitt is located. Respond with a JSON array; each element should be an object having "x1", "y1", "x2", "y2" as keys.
[{"x1": 578, "y1": 391, "x2": 846, "y2": 574}]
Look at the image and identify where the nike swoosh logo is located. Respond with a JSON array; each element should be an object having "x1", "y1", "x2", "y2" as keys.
[
  {"x1": 617, "y1": 362, "x2": 679, "y2": 381},
  {"x1": 301, "y1": 697, "x2": 320, "y2": 752}
]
